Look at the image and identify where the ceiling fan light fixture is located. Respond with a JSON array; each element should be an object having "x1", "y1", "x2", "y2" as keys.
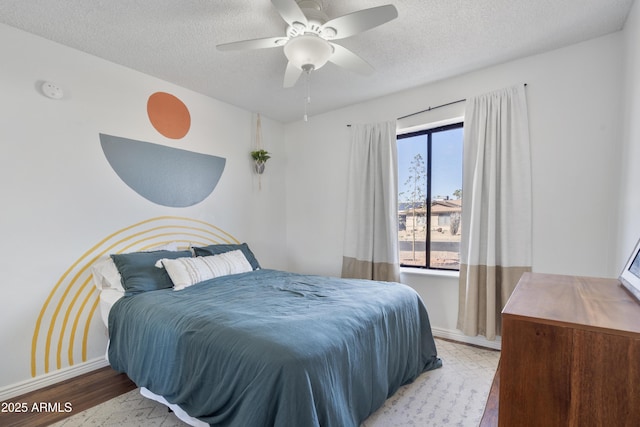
[{"x1": 284, "y1": 34, "x2": 333, "y2": 71}]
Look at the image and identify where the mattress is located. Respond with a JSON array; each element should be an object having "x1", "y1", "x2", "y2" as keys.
[{"x1": 98, "y1": 288, "x2": 124, "y2": 328}]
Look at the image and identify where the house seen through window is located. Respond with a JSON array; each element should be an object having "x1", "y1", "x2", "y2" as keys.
[{"x1": 397, "y1": 122, "x2": 463, "y2": 270}]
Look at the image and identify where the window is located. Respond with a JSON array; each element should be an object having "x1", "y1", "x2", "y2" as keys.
[{"x1": 397, "y1": 122, "x2": 463, "y2": 270}]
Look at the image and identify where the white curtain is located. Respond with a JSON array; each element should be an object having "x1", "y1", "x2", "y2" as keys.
[
  {"x1": 341, "y1": 121, "x2": 400, "y2": 282},
  {"x1": 457, "y1": 84, "x2": 532, "y2": 340}
]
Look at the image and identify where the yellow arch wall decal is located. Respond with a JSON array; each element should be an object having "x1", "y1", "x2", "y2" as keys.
[{"x1": 31, "y1": 216, "x2": 239, "y2": 378}]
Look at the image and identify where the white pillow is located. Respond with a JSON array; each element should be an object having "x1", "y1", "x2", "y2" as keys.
[
  {"x1": 91, "y1": 242, "x2": 181, "y2": 292},
  {"x1": 156, "y1": 250, "x2": 253, "y2": 291},
  {"x1": 91, "y1": 258, "x2": 125, "y2": 292}
]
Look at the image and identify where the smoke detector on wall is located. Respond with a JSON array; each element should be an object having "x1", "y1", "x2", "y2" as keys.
[{"x1": 40, "y1": 81, "x2": 64, "y2": 100}]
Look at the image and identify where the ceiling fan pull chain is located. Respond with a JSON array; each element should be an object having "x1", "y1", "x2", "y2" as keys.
[{"x1": 304, "y1": 69, "x2": 311, "y2": 122}]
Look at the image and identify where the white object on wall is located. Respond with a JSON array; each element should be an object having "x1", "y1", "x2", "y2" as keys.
[{"x1": 40, "y1": 81, "x2": 64, "y2": 99}]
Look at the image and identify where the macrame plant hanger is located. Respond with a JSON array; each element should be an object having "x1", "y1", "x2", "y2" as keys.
[{"x1": 255, "y1": 113, "x2": 263, "y2": 190}]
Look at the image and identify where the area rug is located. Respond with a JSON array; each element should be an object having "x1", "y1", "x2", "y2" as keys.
[{"x1": 52, "y1": 338, "x2": 499, "y2": 427}]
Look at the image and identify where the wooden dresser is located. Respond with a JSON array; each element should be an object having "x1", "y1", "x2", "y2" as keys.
[{"x1": 498, "y1": 272, "x2": 640, "y2": 426}]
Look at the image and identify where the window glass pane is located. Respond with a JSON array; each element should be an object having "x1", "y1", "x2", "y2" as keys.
[
  {"x1": 398, "y1": 134, "x2": 428, "y2": 267},
  {"x1": 430, "y1": 127, "x2": 463, "y2": 270},
  {"x1": 397, "y1": 122, "x2": 463, "y2": 270}
]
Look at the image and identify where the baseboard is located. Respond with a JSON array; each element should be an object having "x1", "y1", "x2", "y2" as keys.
[
  {"x1": 432, "y1": 326, "x2": 502, "y2": 350},
  {"x1": 0, "y1": 357, "x2": 109, "y2": 401}
]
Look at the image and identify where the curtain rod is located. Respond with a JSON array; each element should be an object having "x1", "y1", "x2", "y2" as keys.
[
  {"x1": 396, "y1": 98, "x2": 465, "y2": 121},
  {"x1": 346, "y1": 99, "x2": 461, "y2": 127},
  {"x1": 346, "y1": 83, "x2": 527, "y2": 127}
]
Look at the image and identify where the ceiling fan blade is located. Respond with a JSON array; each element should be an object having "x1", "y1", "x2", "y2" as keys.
[
  {"x1": 283, "y1": 62, "x2": 303, "y2": 88},
  {"x1": 328, "y1": 43, "x2": 374, "y2": 75},
  {"x1": 271, "y1": 0, "x2": 308, "y2": 27},
  {"x1": 321, "y1": 5, "x2": 398, "y2": 40},
  {"x1": 217, "y1": 37, "x2": 288, "y2": 51}
]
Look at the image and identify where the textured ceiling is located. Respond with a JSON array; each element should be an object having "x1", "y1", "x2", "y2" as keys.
[{"x1": 0, "y1": 0, "x2": 634, "y2": 123}]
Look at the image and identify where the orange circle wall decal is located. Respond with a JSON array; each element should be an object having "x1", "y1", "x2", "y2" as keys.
[{"x1": 147, "y1": 92, "x2": 191, "y2": 139}]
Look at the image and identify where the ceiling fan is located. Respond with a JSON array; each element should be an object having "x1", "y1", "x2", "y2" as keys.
[{"x1": 217, "y1": 0, "x2": 398, "y2": 88}]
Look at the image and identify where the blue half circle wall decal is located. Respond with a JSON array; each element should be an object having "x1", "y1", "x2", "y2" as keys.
[{"x1": 100, "y1": 133, "x2": 226, "y2": 207}]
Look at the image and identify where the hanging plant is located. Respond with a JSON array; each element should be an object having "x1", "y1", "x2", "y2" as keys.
[
  {"x1": 252, "y1": 113, "x2": 270, "y2": 190},
  {"x1": 251, "y1": 149, "x2": 271, "y2": 174}
]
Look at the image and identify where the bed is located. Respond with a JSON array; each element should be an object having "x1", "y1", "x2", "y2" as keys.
[{"x1": 96, "y1": 243, "x2": 442, "y2": 427}]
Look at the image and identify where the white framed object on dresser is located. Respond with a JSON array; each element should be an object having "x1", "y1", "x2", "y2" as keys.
[{"x1": 620, "y1": 237, "x2": 640, "y2": 302}]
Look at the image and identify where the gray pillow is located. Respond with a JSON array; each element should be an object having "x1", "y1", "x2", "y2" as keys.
[
  {"x1": 192, "y1": 243, "x2": 260, "y2": 270},
  {"x1": 111, "y1": 250, "x2": 191, "y2": 296}
]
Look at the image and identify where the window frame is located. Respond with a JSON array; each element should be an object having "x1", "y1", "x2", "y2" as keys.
[{"x1": 397, "y1": 121, "x2": 464, "y2": 271}]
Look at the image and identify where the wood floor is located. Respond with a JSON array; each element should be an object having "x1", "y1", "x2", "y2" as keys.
[
  {"x1": 479, "y1": 362, "x2": 500, "y2": 427},
  {"x1": 0, "y1": 356, "x2": 501, "y2": 427},
  {"x1": 0, "y1": 367, "x2": 136, "y2": 427}
]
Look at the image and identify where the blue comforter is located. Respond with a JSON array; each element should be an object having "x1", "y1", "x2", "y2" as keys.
[{"x1": 108, "y1": 269, "x2": 441, "y2": 427}]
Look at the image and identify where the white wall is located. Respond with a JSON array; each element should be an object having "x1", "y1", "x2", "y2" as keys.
[
  {"x1": 0, "y1": 24, "x2": 286, "y2": 393},
  {"x1": 284, "y1": 32, "x2": 625, "y2": 342},
  {"x1": 619, "y1": 0, "x2": 640, "y2": 265}
]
